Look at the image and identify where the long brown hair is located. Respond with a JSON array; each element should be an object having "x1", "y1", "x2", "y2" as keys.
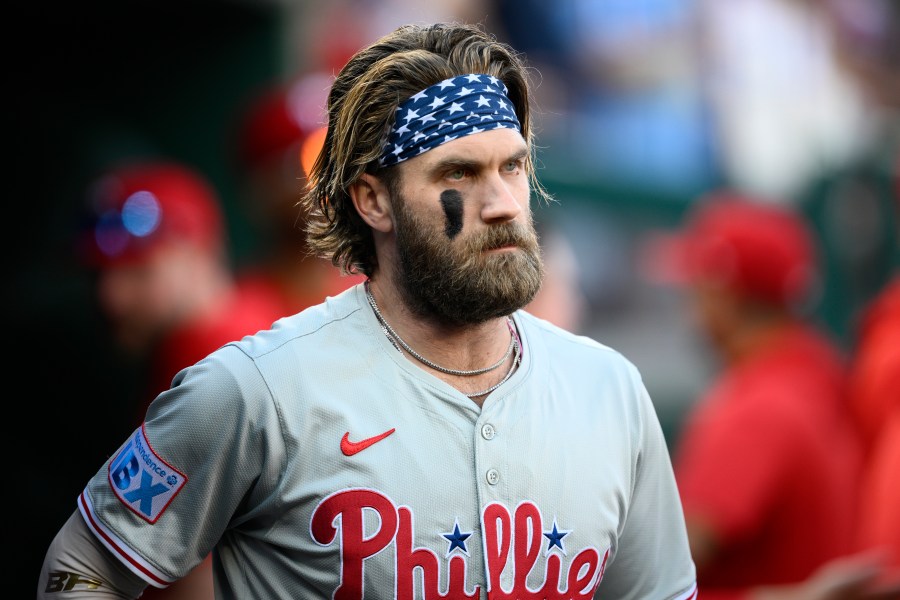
[{"x1": 301, "y1": 21, "x2": 551, "y2": 277}]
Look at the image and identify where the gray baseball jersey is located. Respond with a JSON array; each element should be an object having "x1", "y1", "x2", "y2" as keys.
[{"x1": 79, "y1": 283, "x2": 697, "y2": 599}]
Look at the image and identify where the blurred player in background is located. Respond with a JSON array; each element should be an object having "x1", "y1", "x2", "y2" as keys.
[
  {"x1": 232, "y1": 72, "x2": 363, "y2": 317},
  {"x1": 77, "y1": 159, "x2": 283, "y2": 599},
  {"x1": 80, "y1": 159, "x2": 282, "y2": 421},
  {"x1": 650, "y1": 190, "x2": 899, "y2": 599},
  {"x1": 848, "y1": 273, "x2": 900, "y2": 581}
]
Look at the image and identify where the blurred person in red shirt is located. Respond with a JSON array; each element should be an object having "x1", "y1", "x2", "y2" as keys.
[
  {"x1": 847, "y1": 156, "x2": 899, "y2": 581},
  {"x1": 648, "y1": 190, "x2": 898, "y2": 599},
  {"x1": 231, "y1": 72, "x2": 363, "y2": 317},
  {"x1": 79, "y1": 158, "x2": 283, "y2": 600},
  {"x1": 849, "y1": 274, "x2": 900, "y2": 580},
  {"x1": 81, "y1": 159, "x2": 282, "y2": 421}
]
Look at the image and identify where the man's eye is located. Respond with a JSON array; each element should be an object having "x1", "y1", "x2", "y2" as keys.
[
  {"x1": 504, "y1": 160, "x2": 522, "y2": 173},
  {"x1": 448, "y1": 169, "x2": 465, "y2": 180}
]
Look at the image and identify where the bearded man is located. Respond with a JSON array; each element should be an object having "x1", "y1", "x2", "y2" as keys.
[{"x1": 38, "y1": 22, "x2": 696, "y2": 599}]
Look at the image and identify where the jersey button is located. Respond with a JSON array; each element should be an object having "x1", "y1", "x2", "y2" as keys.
[
  {"x1": 481, "y1": 424, "x2": 496, "y2": 440},
  {"x1": 486, "y1": 468, "x2": 500, "y2": 485}
]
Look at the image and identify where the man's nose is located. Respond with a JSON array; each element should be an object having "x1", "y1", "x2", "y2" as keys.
[{"x1": 479, "y1": 172, "x2": 524, "y2": 224}]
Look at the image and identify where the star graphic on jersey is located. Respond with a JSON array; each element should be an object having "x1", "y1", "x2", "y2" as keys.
[
  {"x1": 442, "y1": 520, "x2": 472, "y2": 556},
  {"x1": 543, "y1": 519, "x2": 571, "y2": 554}
]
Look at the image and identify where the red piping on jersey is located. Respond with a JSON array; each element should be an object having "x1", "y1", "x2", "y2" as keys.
[{"x1": 78, "y1": 492, "x2": 170, "y2": 587}]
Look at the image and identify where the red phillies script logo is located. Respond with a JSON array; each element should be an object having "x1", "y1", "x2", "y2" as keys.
[
  {"x1": 310, "y1": 489, "x2": 609, "y2": 599},
  {"x1": 340, "y1": 428, "x2": 396, "y2": 456}
]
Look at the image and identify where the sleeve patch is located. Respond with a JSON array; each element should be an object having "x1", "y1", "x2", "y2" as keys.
[{"x1": 107, "y1": 427, "x2": 186, "y2": 523}]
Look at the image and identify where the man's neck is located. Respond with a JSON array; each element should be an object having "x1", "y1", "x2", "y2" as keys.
[
  {"x1": 723, "y1": 312, "x2": 794, "y2": 365},
  {"x1": 365, "y1": 278, "x2": 519, "y2": 404}
]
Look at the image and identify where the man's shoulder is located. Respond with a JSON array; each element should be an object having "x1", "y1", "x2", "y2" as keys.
[
  {"x1": 517, "y1": 310, "x2": 639, "y2": 373},
  {"x1": 226, "y1": 284, "x2": 366, "y2": 360},
  {"x1": 518, "y1": 310, "x2": 615, "y2": 349}
]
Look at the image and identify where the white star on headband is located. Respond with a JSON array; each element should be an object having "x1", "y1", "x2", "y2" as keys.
[{"x1": 380, "y1": 73, "x2": 521, "y2": 167}]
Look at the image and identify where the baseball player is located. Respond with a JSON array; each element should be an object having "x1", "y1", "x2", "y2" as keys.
[{"x1": 38, "y1": 22, "x2": 697, "y2": 599}]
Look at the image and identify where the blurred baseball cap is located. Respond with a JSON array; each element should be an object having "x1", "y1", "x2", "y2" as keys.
[
  {"x1": 236, "y1": 71, "x2": 332, "y2": 171},
  {"x1": 78, "y1": 160, "x2": 225, "y2": 268},
  {"x1": 640, "y1": 190, "x2": 820, "y2": 308}
]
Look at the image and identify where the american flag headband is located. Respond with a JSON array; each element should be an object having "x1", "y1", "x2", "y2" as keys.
[{"x1": 379, "y1": 73, "x2": 521, "y2": 167}]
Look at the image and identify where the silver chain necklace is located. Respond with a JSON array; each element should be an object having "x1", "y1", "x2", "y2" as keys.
[
  {"x1": 365, "y1": 282, "x2": 520, "y2": 397},
  {"x1": 461, "y1": 344, "x2": 521, "y2": 398}
]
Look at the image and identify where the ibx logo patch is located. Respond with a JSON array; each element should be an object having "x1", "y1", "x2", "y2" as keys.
[{"x1": 108, "y1": 428, "x2": 186, "y2": 523}]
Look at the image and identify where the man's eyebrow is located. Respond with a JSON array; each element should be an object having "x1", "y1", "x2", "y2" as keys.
[
  {"x1": 430, "y1": 157, "x2": 479, "y2": 173},
  {"x1": 429, "y1": 148, "x2": 529, "y2": 173},
  {"x1": 507, "y1": 147, "x2": 529, "y2": 163}
]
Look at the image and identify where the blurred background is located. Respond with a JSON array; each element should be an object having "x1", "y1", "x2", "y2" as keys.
[{"x1": 13, "y1": 0, "x2": 897, "y2": 596}]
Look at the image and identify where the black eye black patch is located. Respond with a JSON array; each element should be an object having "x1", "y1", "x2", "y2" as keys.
[{"x1": 440, "y1": 189, "x2": 464, "y2": 239}]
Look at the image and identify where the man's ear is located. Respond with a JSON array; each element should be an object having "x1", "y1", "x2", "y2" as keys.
[{"x1": 349, "y1": 173, "x2": 393, "y2": 233}]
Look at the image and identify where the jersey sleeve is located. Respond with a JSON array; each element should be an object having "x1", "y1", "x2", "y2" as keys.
[
  {"x1": 38, "y1": 510, "x2": 148, "y2": 599},
  {"x1": 78, "y1": 343, "x2": 285, "y2": 588},
  {"x1": 594, "y1": 361, "x2": 698, "y2": 600}
]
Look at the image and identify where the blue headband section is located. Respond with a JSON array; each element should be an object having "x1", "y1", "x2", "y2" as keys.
[{"x1": 379, "y1": 73, "x2": 521, "y2": 167}]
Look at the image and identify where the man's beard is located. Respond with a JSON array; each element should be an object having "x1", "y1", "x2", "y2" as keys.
[{"x1": 392, "y1": 191, "x2": 545, "y2": 326}]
